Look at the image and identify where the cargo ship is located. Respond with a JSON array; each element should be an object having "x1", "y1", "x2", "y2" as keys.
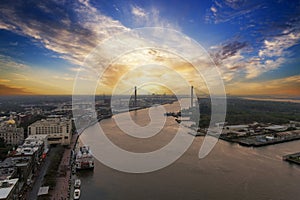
[{"x1": 75, "y1": 145, "x2": 94, "y2": 170}]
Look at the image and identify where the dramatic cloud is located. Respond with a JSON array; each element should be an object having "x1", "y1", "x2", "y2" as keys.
[
  {"x1": 259, "y1": 32, "x2": 300, "y2": 58},
  {"x1": 212, "y1": 40, "x2": 248, "y2": 63},
  {"x1": 210, "y1": 31, "x2": 299, "y2": 80},
  {"x1": 0, "y1": 84, "x2": 32, "y2": 95},
  {"x1": 0, "y1": 79, "x2": 10, "y2": 83},
  {"x1": 0, "y1": 0, "x2": 128, "y2": 65},
  {"x1": 0, "y1": 0, "x2": 298, "y2": 96},
  {"x1": 210, "y1": 37, "x2": 292, "y2": 81},
  {"x1": 0, "y1": 1, "x2": 180, "y2": 67},
  {"x1": 0, "y1": 55, "x2": 77, "y2": 95},
  {"x1": 130, "y1": 5, "x2": 180, "y2": 30},
  {"x1": 0, "y1": 2, "x2": 182, "y2": 95},
  {"x1": 210, "y1": 39, "x2": 248, "y2": 81},
  {"x1": 227, "y1": 75, "x2": 300, "y2": 96},
  {"x1": 131, "y1": 5, "x2": 147, "y2": 18},
  {"x1": 205, "y1": 0, "x2": 263, "y2": 24},
  {"x1": 0, "y1": 55, "x2": 30, "y2": 70},
  {"x1": 207, "y1": 0, "x2": 300, "y2": 81}
]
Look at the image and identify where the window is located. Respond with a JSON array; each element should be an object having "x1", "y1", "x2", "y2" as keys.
[{"x1": 48, "y1": 137, "x2": 62, "y2": 141}]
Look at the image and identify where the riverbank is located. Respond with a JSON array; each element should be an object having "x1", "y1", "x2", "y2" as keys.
[{"x1": 242, "y1": 97, "x2": 300, "y2": 103}]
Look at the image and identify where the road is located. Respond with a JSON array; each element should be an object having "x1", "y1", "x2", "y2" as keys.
[{"x1": 26, "y1": 147, "x2": 58, "y2": 200}]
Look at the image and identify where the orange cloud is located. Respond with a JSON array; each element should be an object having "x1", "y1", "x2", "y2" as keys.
[
  {"x1": 0, "y1": 84, "x2": 32, "y2": 95},
  {"x1": 227, "y1": 75, "x2": 300, "y2": 96}
]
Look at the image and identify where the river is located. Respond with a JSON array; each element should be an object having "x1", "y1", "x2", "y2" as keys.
[{"x1": 76, "y1": 100, "x2": 300, "y2": 200}]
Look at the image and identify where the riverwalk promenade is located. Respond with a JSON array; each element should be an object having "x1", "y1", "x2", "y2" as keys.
[{"x1": 49, "y1": 134, "x2": 77, "y2": 200}]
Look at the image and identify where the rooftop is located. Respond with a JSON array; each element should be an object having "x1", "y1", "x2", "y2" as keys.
[
  {"x1": 225, "y1": 125, "x2": 249, "y2": 129},
  {"x1": 0, "y1": 178, "x2": 18, "y2": 199},
  {"x1": 29, "y1": 117, "x2": 71, "y2": 126},
  {"x1": 0, "y1": 158, "x2": 15, "y2": 180},
  {"x1": 265, "y1": 125, "x2": 287, "y2": 131}
]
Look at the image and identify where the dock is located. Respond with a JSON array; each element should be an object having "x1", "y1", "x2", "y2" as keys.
[
  {"x1": 283, "y1": 152, "x2": 300, "y2": 165},
  {"x1": 238, "y1": 135, "x2": 300, "y2": 147}
]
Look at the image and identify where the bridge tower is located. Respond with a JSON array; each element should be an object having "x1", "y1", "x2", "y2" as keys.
[
  {"x1": 134, "y1": 86, "x2": 137, "y2": 107},
  {"x1": 191, "y1": 85, "x2": 194, "y2": 108}
]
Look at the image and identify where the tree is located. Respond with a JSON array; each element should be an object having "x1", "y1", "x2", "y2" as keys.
[{"x1": 0, "y1": 137, "x2": 6, "y2": 148}]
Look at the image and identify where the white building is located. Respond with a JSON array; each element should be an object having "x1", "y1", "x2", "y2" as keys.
[
  {"x1": 0, "y1": 118, "x2": 24, "y2": 146},
  {"x1": 224, "y1": 125, "x2": 249, "y2": 131},
  {"x1": 25, "y1": 135, "x2": 49, "y2": 154},
  {"x1": 289, "y1": 121, "x2": 300, "y2": 129},
  {"x1": 265, "y1": 125, "x2": 287, "y2": 132},
  {"x1": 28, "y1": 118, "x2": 72, "y2": 145},
  {"x1": 0, "y1": 178, "x2": 19, "y2": 200}
]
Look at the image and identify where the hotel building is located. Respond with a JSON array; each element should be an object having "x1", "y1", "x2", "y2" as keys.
[{"x1": 28, "y1": 118, "x2": 72, "y2": 145}]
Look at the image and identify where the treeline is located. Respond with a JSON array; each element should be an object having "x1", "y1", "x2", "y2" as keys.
[
  {"x1": 0, "y1": 138, "x2": 12, "y2": 161},
  {"x1": 0, "y1": 95, "x2": 69, "y2": 114},
  {"x1": 196, "y1": 98, "x2": 300, "y2": 127}
]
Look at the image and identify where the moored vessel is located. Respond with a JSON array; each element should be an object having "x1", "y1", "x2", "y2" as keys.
[{"x1": 75, "y1": 145, "x2": 94, "y2": 170}]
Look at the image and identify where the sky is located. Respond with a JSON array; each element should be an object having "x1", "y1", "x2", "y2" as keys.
[{"x1": 0, "y1": 0, "x2": 299, "y2": 96}]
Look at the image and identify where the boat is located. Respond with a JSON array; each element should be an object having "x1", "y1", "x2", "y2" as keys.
[
  {"x1": 75, "y1": 145, "x2": 94, "y2": 170},
  {"x1": 74, "y1": 189, "x2": 80, "y2": 199},
  {"x1": 74, "y1": 179, "x2": 81, "y2": 188}
]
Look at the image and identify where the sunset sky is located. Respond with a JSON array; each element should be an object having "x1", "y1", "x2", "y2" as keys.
[{"x1": 0, "y1": 0, "x2": 299, "y2": 96}]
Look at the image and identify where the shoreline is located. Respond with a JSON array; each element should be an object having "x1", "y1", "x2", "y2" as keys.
[{"x1": 242, "y1": 97, "x2": 300, "y2": 103}]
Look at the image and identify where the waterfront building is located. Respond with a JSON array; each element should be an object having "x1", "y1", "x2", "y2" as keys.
[
  {"x1": 224, "y1": 125, "x2": 249, "y2": 131},
  {"x1": 28, "y1": 118, "x2": 72, "y2": 145},
  {"x1": 265, "y1": 125, "x2": 287, "y2": 132},
  {"x1": 289, "y1": 121, "x2": 300, "y2": 129}
]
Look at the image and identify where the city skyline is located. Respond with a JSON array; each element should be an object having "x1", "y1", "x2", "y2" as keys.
[{"x1": 0, "y1": 0, "x2": 299, "y2": 96}]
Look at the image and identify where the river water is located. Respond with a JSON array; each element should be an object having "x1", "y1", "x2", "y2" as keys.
[{"x1": 77, "y1": 101, "x2": 300, "y2": 200}]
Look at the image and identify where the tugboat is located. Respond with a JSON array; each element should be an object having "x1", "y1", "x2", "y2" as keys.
[{"x1": 75, "y1": 145, "x2": 94, "y2": 170}]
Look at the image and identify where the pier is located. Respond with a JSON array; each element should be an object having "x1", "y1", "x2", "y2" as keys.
[{"x1": 283, "y1": 152, "x2": 300, "y2": 165}]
